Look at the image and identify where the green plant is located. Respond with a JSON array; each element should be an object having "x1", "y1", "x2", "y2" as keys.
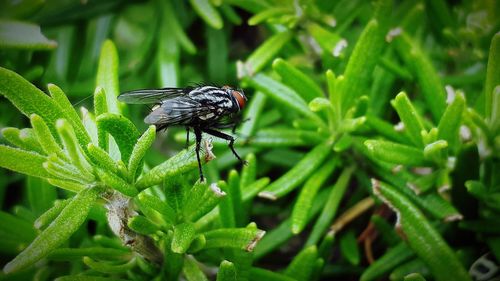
[{"x1": 1, "y1": 0, "x2": 499, "y2": 280}]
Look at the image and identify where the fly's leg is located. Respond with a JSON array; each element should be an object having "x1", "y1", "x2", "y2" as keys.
[
  {"x1": 185, "y1": 126, "x2": 190, "y2": 148},
  {"x1": 194, "y1": 127, "x2": 204, "y2": 182},
  {"x1": 202, "y1": 128, "x2": 247, "y2": 165}
]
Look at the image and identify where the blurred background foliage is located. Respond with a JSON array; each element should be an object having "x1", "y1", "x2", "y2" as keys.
[{"x1": 1, "y1": 0, "x2": 500, "y2": 280}]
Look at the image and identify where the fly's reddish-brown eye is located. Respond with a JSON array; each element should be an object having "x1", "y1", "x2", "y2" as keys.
[{"x1": 232, "y1": 91, "x2": 246, "y2": 109}]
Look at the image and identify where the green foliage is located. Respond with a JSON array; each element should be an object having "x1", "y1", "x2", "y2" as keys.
[{"x1": 1, "y1": 0, "x2": 499, "y2": 280}]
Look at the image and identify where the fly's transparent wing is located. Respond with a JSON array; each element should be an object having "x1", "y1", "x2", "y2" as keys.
[{"x1": 117, "y1": 88, "x2": 188, "y2": 104}]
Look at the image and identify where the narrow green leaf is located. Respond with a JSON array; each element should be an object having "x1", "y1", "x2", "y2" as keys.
[
  {"x1": 404, "y1": 273, "x2": 428, "y2": 281},
  {"x1": 340, "y1": 0, "x2": 392, "y2": 113},
  {"x1": 217, "y1": 260, "x2": 237, "y2": 281},
  {"x1": 248, "y1": 7, "x2": 290, "y2": 25},
  {"x1": 246, "y1": 128, "x2": 324, "y2": 147},
  {"x1": 80, "y1": 107, "x2": 99, "y2": 146},
  {"x1": 96, "y1": 40, "x2": 120, "y2": 114},
  {"x1": 365, "y1": 114, "x2": 411, "y2": 144},
  {"x1": 0, "y1": 67, "x2": 67, "y2": 137},
  {"x1": 203, "y1": 228, "x2": 265, "y2": 251},
  {"x1": 249, "y1": 267, "x2": 296, "y2": 281},
  {"x1": 292, "y1": 159, "x2": 338, "y2": 234},
  {"x1": 183, "y1": 255, "x2": 208, "y2": 281},
  {"x1": 240, "y1": 153, "x2": 256, "y2": 189},
  {"x1": 128, "y1": 125, "x2": 156, "y2": 182},
  {"x1": 164, "y1": 232, "x2": 184, "y2": 280},
  {"x1": 247, "y1": 73, "x2": 316, "y2": 120},
  {"x1": 485, "y1": 32, "x2": 500, "y2": 119},
  {"x1": 136, "y1": 145, "x2": 210, "y2": 190},
  {"x1": 157, "y1": 0, "x2": 180, "y2": 87},
  {"x1": 87, "y1": 143, "x2": 117, "y2": 174},
  {"x1": 0, "y1": 20, "x2": 56, "y2": 49},
  {"x1": 254, "y1": 189, "x2": 329, "y2": 259},
  {"x1": 3, "y1": 186, "x2": 101, "y2": 273},
  {"x1": 220, "y1": 4, "x2": 242, "y2": 25},
  {"x1": 259, "y1": 141, "x2": 332, "y2": 199},
  {"x1": 27, "y1": 176, "x2": 57, "y2": 216},
  {"x1": 364, "y1": 140, "x2": 428, "y2": 166},
  {"x1": 372, "y1": 180, "x2": 471, "y2": 281},
  {"x1": 240, "y1": 91, "x2": 266, "y2": 138},
  {"x1": 378, "y1": 57, "x2": 413, "y2": 81},
  {"x1": 138, "y1": 193, "x2": 175, "y2": 224},
  {"x1": 241, "y1": 177, "x2": 270, "y2": 201},
  {"x1": 490, "y1": 87, "x2": 500, "y2": 133},
  {"x1": 218, "y1": 181, "x2": 236, "y2": 228},
  {"x1": 163, "y1": 0, "x2": 196, "y2": 54},
  {"x1": 187, "y1": 234, "x2": 206, "y2": 253},
  {"x1": 391, "y1": 92, "x2": 426, "y2": 147},
  {"x1": 207, "y1": 26, "x2": 227, "y2": 83},
  {"x1": 0, "y1": 210, "x2": 36, "y2": 242},
  {"x1": 305, "y1": 166, "x2": 354, "y2": 246},
  {"x1": 55, "y1": 276, "x2": 128, "y2": 281},
  {"x1": 318, "y1": 231, "x2": 335, "y2": 260},
  {"x1": 34, "y1": 199, "x2": 69, "y2": 230},
  {"x1": 30, "y1": 114, "x2": 65, "y2": 158},
  {"x1": 306, "y1": 22, "x2": 343, "y2": 56},
  {"x1": 189, "y1": 0, "x2": 223, "y2": 29},
  {"x1": 339, "y1": 230, "x2": 360, "y2": 265},
  {"x1": 424, "y1": 0, "x2": 455, "y2": 30},
  {"x1": 92, "y1": 235, "x2": 127, "y2": 251},
  {"x1": 242, "y1": 31, "x2": 292, "y2": 76},
  {"x1": 273, "y1": 58, "x2": 324, "y2": 102},
  {"x1": 228, "y1": 170, "x2": 245, "y2": 227},
  {"x1": 19, "y1": 129, "x2": 42, "y2": 154},
  {"x1": 96, "y1": 113, "x2": 140, "y2": 164},
  {"x1": 164, "y1": 177, "x2": 185, "y2": 218},
  {"x1": 47, "y1": 178, "x2": 85, "y2": 193},
  {"x1": 56, "y1": 119, "x2": 93, "y2": 176},
  {"x1": 93, "y1": 87, "x2": 109, "y2": 150},
  {"x1": 360, "y1": 242, "x2": 414, "y2": 281},
  {"x1": 309, "y1": 97, "x2": 333, "y2": 112},
  {"x1": 423, "y1": 140, "x2": 448, "y2": 164},
  {"x1": 47, "y1": 84, "x2": 90, "y2": 148},
  {"x1": 95, "y1": 168, "x2": 138, "y2": 197},
  {"x1": 128, "y1": 215, "x2": 159, "y2": 235},
  {"x1": 389, "y1": 258, "x2": 429, "y2": 281},
  {"x1": 371, "y1": 215, "x2": 400, "y2": 246},
  {"x1": 0, "y1": 145, "x2": 50, "y2": 178},
  {"x1": 284, "y1": 246, "x2": 318, "y2": 281},
  {"x1": 2, "y1": 127, "x2": 40, "y2": 153},
  {"x1": 48, "y1": 247, "x2": 130, "y2": 260},
  {"x1": 83, "y1": 256, "x2": 135, "y2": 274},
  {"x1": 183, "y1": 181, "x2": 225, "y2": 222},
  {"x1": 172, "y1": 222, "x2": 196, "y2": 254},
  {"x1": 392, "y1": 32, "x2": 446, "y2": 122}
]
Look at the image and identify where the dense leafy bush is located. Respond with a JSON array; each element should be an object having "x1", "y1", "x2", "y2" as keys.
[{"x1": 0, "y1": 0, "x2": 499, "y2": 280}]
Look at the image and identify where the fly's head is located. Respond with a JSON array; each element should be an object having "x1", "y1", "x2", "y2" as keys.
[{"x1": 223, "y1": 85, "x2": 247, "y2": 112}]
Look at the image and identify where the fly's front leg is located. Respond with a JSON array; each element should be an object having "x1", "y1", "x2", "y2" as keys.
[
  {"x1": 202, "y1": 128, "x2": 247, "y2": 165},
  {"x1": 194, "y1": 127, "x2": 204, "y2": 182},
  {"x1": 185, "y1": 126, "x2": 190, "y2": 148}
]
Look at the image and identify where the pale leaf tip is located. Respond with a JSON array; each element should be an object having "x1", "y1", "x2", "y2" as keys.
[
  {"x1": 245, "y1": 230, "x2": 265, "y2": 252},
  {"x1": 258, "y1": 191, "x2": 277, "y2": 200}
]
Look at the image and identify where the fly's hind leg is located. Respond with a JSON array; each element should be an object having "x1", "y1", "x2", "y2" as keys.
[
  {"x1": 185, "y1": 126, "x2": 190, "y2": 148},
  {"x1": 194, "y1": 127, "x2": 204, "y2": 182},
  {"x1": 202, "y1": 128, "x2": 247, "y2": 165}
]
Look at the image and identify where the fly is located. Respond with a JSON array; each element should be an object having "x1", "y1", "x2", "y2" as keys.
[{"x1": 118, "y1": 85, "x2": 248, "y2": 182}]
